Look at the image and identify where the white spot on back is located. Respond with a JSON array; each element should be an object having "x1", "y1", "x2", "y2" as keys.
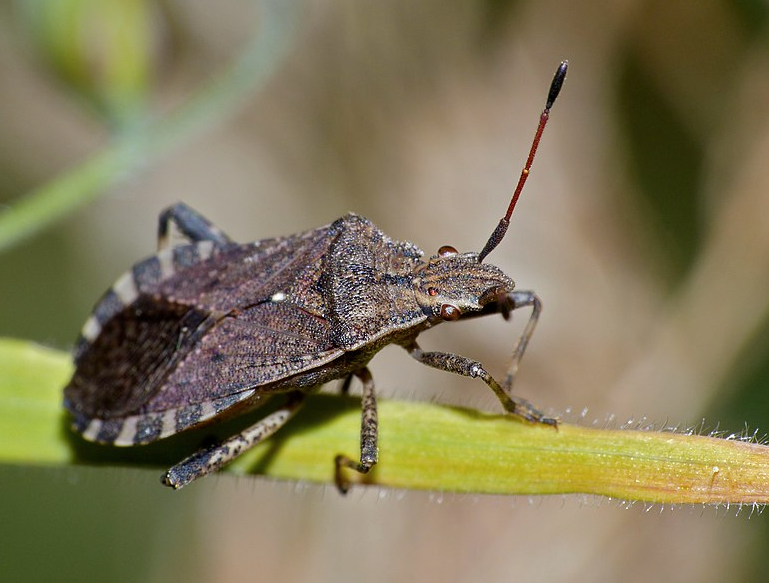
[{"x1": 270, "y1": 291, "x2": 286, "y2": 302}]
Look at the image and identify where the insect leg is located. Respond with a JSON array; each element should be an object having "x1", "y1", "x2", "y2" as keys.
[
  {"x1": 404, "y1": 340, "x2": 556, "y2": 427},
  {"x1": 162, "y1": 393, "x2": 306, "y2": 489},
  {"x1": 335, "y1": 367, "x2": 379, "y2": 493},
  {"x1": 339, "y1": 373, "x2": 354, "y2": 395},
  {"x1": 500, "y1": 290, "x2": 541, "y2": 395},
  {"x1": 157, "y1": 202, "x2": 233, "y2": 250}
]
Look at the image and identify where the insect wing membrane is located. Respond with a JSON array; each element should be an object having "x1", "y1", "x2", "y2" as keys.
[{"x1": 65, "y1": 224, "x2": 345, "y2": 445}]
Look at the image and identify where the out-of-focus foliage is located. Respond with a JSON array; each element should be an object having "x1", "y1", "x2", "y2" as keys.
[{"x1": 16, "y1": 0, "x2": 157, "y2": 127}]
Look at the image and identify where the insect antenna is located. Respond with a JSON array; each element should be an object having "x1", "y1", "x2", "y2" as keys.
[{"x1": 477, "y1": 60, "x2": 568, "y2": 263}]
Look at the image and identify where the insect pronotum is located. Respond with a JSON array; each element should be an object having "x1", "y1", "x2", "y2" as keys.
[{"x1": 64, "y1": 61, "x2": 568, "y2": 492}]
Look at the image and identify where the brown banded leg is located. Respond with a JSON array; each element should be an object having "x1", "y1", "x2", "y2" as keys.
[
  {"x1": 162, "y1": 393, "x2": 306, "y2": 489},
  {"x1": 404, "y1": 340, "x2": 556, "y2": 427},
  {"x1": 335, "y1": 367, "x2": 379, "y2": 494},
  {"x1": 157, "y1": 202, "x2": 233, "y2": 249}
]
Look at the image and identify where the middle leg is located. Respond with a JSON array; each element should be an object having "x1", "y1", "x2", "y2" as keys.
[{"x1": 335, "y1": 367, "x2": 379, "y2": 493}]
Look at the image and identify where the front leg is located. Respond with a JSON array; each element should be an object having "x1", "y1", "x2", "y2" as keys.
[
  {"x1": 335, "y1": 367, "x2": 379, "y2": 493},
  {"x1": 404, "y1": 340, "x2": 556, "y2": 427},
  {"x1": 501, "y1": 290, "x2": 541, "y2": 393},
  {"x1": 459, "y1": 290, "x2": 542, "y2": 395}
]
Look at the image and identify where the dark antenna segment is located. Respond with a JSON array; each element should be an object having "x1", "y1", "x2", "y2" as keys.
[{"x1": 477, "y1": 60, "x2": 568, "y2": 263}]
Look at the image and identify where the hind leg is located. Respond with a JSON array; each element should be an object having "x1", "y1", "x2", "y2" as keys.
[
  {"x1": 162, "y1": 394, "x2": 305, "y2": 489},
  {"x1": 157, "y1": 202, "x2": 233, "y2": 249}
]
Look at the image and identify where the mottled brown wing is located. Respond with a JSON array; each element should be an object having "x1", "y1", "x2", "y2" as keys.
[
  {"x1": 64, "y1": 296, "x2": 342, "y2": 445},
  {"x1": 64, "y1": 222, "x2": 345, "y2": 444},
  {"x1": 150, "y1": 300, "x2": 343, "y2": 410},
  {"x1": 65, "y1": 295, "x2": 216, "y2": 420},
  {"x1": 154, "y1": 224, "x2": 339, "y2": 316}
]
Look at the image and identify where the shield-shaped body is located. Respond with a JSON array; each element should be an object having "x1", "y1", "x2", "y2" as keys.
[
  {"x1": 64, "y1": 61, "x2": 566, "y2": 490},
  {"x1": 65, "y1": 213, "x2": 429, "y2": 448}
]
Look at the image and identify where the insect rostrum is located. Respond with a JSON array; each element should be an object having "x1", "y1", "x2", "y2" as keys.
[{"x1": 64, "y1": 61, "x2": 568, "y2": 492}]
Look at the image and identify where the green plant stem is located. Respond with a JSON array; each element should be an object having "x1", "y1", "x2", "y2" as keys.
[
  {"x1": 0, "y1": 0, "x2": 302, "y2": 252},
  {"x1": 2, "y1": 337, "x2": 769, "y2": 504}
]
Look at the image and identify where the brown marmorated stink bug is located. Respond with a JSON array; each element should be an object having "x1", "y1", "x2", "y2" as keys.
[{"x1": 64, "y1": 61, "x2": 568, "y2": 492}]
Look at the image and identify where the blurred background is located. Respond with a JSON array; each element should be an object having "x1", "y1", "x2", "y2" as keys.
[{"x1": 3, "y1": 0, "x2": 769, "y2": 581}]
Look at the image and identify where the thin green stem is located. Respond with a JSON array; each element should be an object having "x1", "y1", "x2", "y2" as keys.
[
  {"x1": 0, "y1": 0, "x2": 302, "y2": 252},
  {"x1": 3, "y1": 337, "x2": 769, "y2": 504}
]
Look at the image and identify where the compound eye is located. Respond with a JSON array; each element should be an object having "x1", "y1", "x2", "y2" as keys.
[
  {"x1": 440, "y1": 303, "x2": 461, "y2": 321},
  {"x1": 437, "y1": 245, "x2": 458, "y2": 257}
]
